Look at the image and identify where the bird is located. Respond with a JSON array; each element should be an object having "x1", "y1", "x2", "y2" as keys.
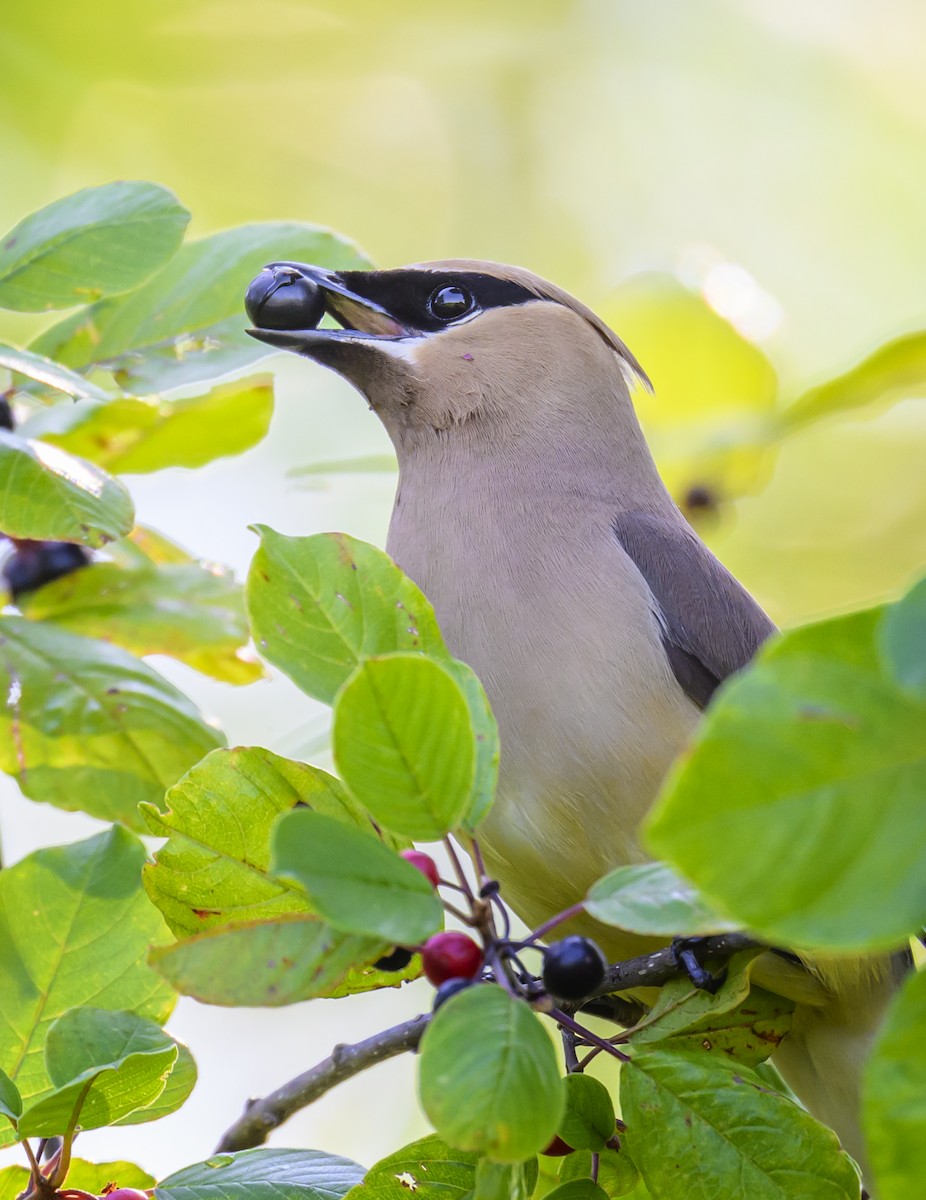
[{"x1": 245, "y1": 258, "x2": 906, "y2": 1183}]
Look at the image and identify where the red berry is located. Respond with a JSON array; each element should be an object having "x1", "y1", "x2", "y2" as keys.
[
  {"x1": 422, "y1": 931, "x2": 483, "y2": 985},
  {"x1": 102, "y1": 1190, "x2": 150, "y2": 1200},
  {"x1": 540, "y1": 1135, "x2": 574, "y2": 1157},
  {"x1": 401, "y1": 850, "x2": 440, "y2": 888}
]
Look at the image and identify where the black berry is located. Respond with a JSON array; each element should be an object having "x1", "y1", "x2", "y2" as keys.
[
  {"x1": 541, "y1": 935, "x2": 608, "y2": 1000},
  {"x1": 3, "y1": 540, "x2": 91, "y2": 600},
  {"x1": 373, "y1": 946, "x2": 413, "y2": 972},
  {"x1": 245, "y1": 270, "x2": 325, "y2": 331},
  {"x1": 432, "y1": 977, "x2": 475, "y2": 1012}
]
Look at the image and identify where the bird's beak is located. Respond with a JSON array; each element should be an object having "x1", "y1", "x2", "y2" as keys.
[{"x1": 245, "y1": 262, "x2": 412, "y2": 357}]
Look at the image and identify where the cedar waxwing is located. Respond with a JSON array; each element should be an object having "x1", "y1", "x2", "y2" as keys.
[{"x1": 246, "y1": 259, "x2": 906, "y2": 1183}]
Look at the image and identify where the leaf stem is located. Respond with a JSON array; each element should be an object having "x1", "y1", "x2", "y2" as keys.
[
  {"x1": 468, "y1": 836, "x2": 489, "y2": 887},
  {"x1": 441, "y1": 900, "x2": 476, "y2": 925},
  {"x1": 20, "y1": 1139, "x2": 41, "y2": 1196},
  {"x1": 521, "y1": 902, "x2": 586, "y2": 946},
  {"x1": 443, "y1": 837, "x2": 475, "y2": 904},
  {"x1": 548, "y1": 1008, "x2": 631, "y2": 1064}
]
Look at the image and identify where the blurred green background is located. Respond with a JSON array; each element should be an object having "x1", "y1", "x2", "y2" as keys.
[{"x1": 3, "y1": 0, "x2": 926, "y2": 1180}]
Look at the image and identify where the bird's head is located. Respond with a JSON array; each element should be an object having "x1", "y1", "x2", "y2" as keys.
[{"x1": 245, "y1": 259, "x2": 651, "y2": 458}]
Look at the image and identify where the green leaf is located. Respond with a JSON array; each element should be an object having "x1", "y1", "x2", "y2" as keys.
[
  {"x1": 156, "y1": 1148, "x2": 365, "y2": 1200},
  {"x1": 247, "y1": 527, "x2": 447, "y2": 705},
  {"x1": 143, "y1": 749, "x2": 419, "y2": 995},
  {"x1": 0, "y1": 430, "x2": 134, "y2": 548},
  {"x1": 878, "y1": 574, "x2": 926, "y2": 699},
  {"x1": 782, "y1": 330, "x2": 926, "y2": 434},
  {"x1": 44, "y1": 1007, "x2": 173, "y2": 1086},
  {"x1": 334, "y1": 654, "x2": 477, "y2": 840},
  {"x1": 142, "y1": 746, "x2": 391, "y2": 937},
  {"x1": 863, "y1": 967, "x2": 926, "y2": 1200},
  {"x1": 0, "y1": 343, "x2": 111, "y2": 401},
  {"x1": 444, "y1": 659, "x2": 499, "y2": 833},
  {"x1": 629, "y1": 951, "x2": 793, "y2": 1067},
  {"x1": 0, "y1": 828, "x2": 176, "y2": 1148},
  {"x1": 0, "y1": 1168, "x2": 30, "y2": 1200},
  {"x1": 149, "y1": 914, "x2": 384, "y2": 1006},
  {"x1": 272, "y1": 809, "x2": 443, "y2": 944},
  {"x1": 0, "y1": 1069, "x2": 21, "y2": 1125},
  {"x1": 0, "y1": 616, "x2": 224, "y2": 828},
  {"x1": 19, "y1": 557, "x2": 263, "y2": 686},
  {"x1": 19, "y1": 1008, "x2": 178, "y2": 1136},
  {"x1": 419, "y1": 985, "x2": 565, "y2": 1162},
  {"x1": 559, "y1": 1074, "x2": 615, "y2": 1152},
  {"x1": 61, "y1": 1160, "x2": 156, "y2": 1193},
  {"x1": 559, "y1": 1149, "x2": 640, "y2": 1199},
  {"x1": 646, "y1": 607, "x2": 926, "y2": 951},
  {"x1": 117, "y1": 524, "x2": 196, "y2": 566},
  {"x1": 115, "y1": 1040, "x2": 197, "y2": 1127},
  {"x1": 345, "y1": 1135, "x2": 479, "y2": 1200},
  {"x1": 0, "y1": 182, "x2": 189, "y2": 312},
  {"x1": 473, "y1": 1157, "x2": 538, "y2": 1200},
  {"x1": 246, "y1": 529, "x2": 498, "y2": 829},
  {"x1": 37, "y1": 375, "x2": 274, "y2": 475},
  {"x1": 33, "y1": 223, "x2": 369, "y2": 392},
  {"x1": 585, "y1": 863, "x2": 737, "y2": 938},
  {"x1": 0, "y1": 1160, "x2": 156, "y2": 1200},
  {"x1": 545, "y1": 1183, "x2": 610, "y2": 1200},
  {"x1": 622, "y1": 1050, "x2": 860, "y2": 1200}
]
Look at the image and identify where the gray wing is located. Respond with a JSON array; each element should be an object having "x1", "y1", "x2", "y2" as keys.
[{"x1": 613, "y1": 511, "x2": 776, "y2": 709}]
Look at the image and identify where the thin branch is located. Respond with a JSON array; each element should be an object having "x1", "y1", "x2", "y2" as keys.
[
  {"x1": 588, "y1": 933, "x2": 760, "y2": 1001},
  {"x1": 560, "y1": 1026, "x2": 581, "y2": 1073},
  {"x1": 575, "y1": 994, "x2": 645, "y2": 1027},
  {"x1": 215, "y1": 1013, "x2": 430, "y2": 1152}
]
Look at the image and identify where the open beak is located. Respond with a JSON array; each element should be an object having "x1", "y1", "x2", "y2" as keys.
[{"x1": 245, "y1": 262, "x2": 411, "y2": 356}]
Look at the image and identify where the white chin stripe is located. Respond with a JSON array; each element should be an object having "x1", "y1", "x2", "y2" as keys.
[{"x1": 354, "y1": 336, "x2": 423, "y2": 364}]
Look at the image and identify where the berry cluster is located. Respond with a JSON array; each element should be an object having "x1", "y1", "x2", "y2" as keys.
[{"x1": 373, "y1": 847, "x2": 609, "y2": 1016}]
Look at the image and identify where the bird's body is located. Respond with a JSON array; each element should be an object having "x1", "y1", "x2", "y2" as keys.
[
  {"x1": 386, "y1": 411, "x2": 697, "y2": 955},
  {"x1": 246, "y1": 256, "x2": 905, "y2": 1186}
]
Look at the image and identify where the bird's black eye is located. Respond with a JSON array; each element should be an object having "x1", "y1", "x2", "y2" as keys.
[{"x1": 427, "y1": 284, "x2": 474, "y2": 321}]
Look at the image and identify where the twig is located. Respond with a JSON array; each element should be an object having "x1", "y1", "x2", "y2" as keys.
[
  {"x1": 588, "y1": 933, "x2": 759, "y2": 1000},
  {"x1": 215, "y1": 1013, "x2": 430, "y2": 1152},
  {"x1": 574, "y1": 994, "x2": 645, "y2": 1027},
  {"x1": 561, "y1": 1026, "x2": 581, "y2": 1073}
]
